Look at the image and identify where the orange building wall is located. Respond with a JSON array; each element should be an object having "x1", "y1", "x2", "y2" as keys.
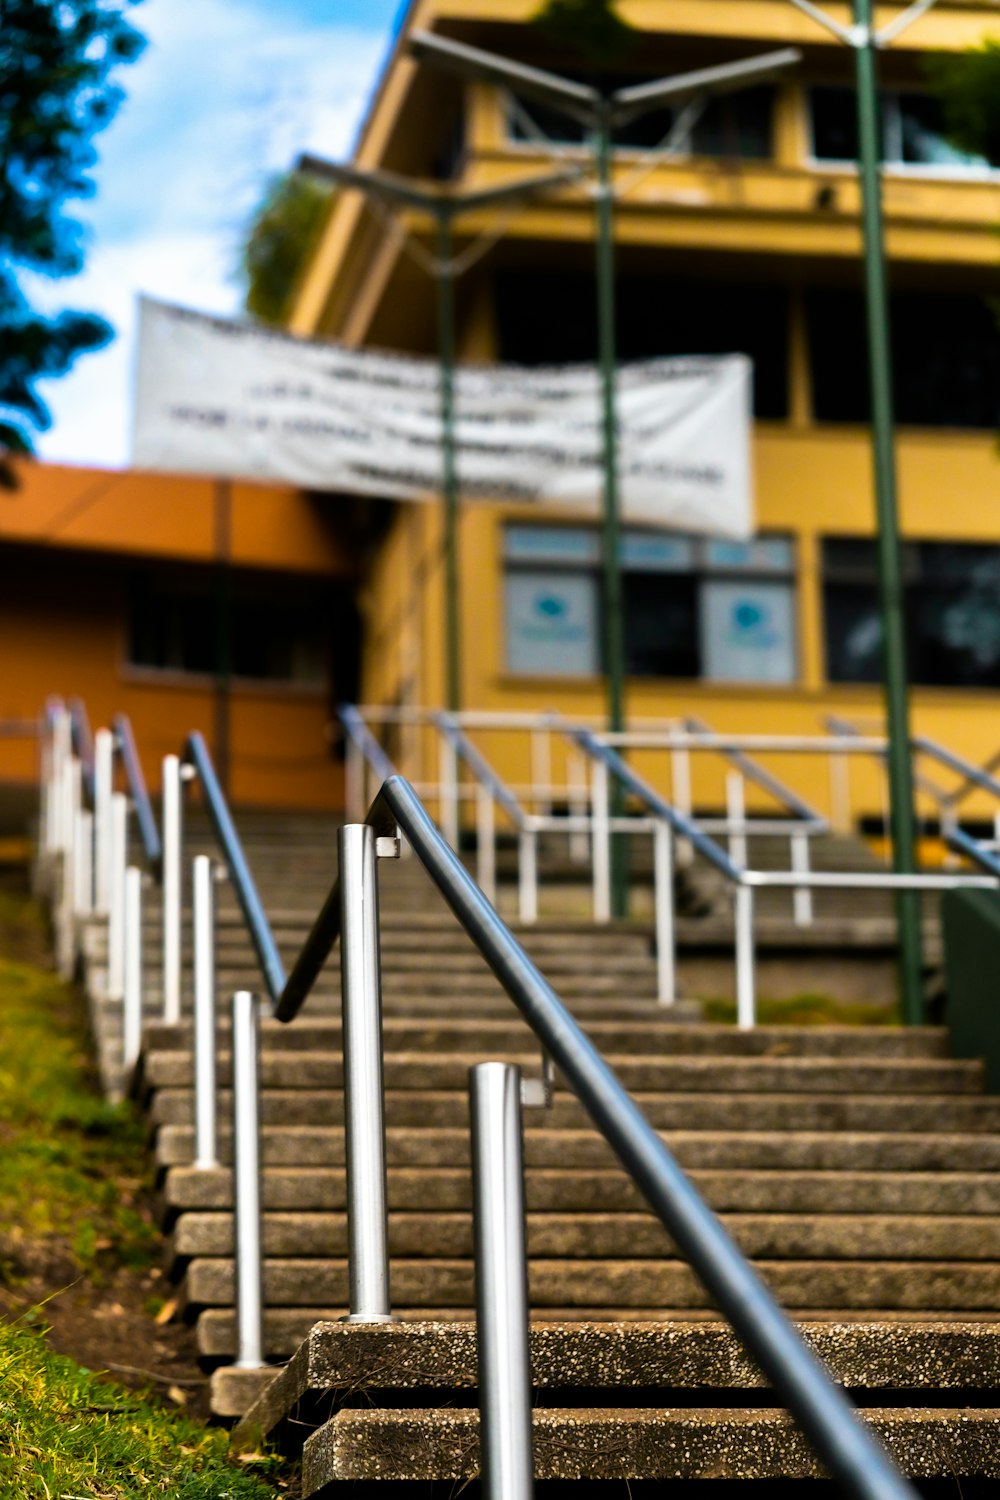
[{"x1": 0, "y1": 464, "x2": 358, "y2": 811}]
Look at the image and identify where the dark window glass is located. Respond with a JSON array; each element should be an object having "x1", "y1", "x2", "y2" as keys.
[
  {"x1": 810, "y1": 86, "x2": 859, "y2": 162},
  {"x1": 495, "y1": 271, "x2": 789, "y2": 418},
  {"x1": 129, "y1": 578, "x2": 326, "y2": 683},
  {"x1": 810, "y1": 85, "x2": 987, "y2": 168},
  {"x1": 806, "y1": 289, "x2": 1000, "y2": 429},
  {"x1": 822, "y1": 539, "x2": 1000, "y2": 686},
  {"x1": 510, "y1": 83, "x2": 773, "y2": 156},
  {"x1": 623, "y1": 572, "x2": 700, "y2": 677}
]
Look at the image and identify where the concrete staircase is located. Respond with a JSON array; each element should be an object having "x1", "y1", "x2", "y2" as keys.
[{"x1": 106, "y1": 810, "x2": 1000, "y2": 1487}]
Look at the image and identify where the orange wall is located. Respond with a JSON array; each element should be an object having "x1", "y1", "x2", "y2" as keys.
[{"x1": 0, "y1": 466, "x2": 354, "y2": 810}]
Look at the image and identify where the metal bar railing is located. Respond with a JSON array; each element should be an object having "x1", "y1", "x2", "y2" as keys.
[
  {"x1": 683, "y1": 713, "x2": 825, "y2": 827},
  {"x1": 183, "y1": 731, "x2": 287, "y2": 1008},
  {"x1": 303, "y1": 774, "x2": 914, "y2": 1500},
  {"x1": 113, "y1": 713, "x2": 162, "y2": 872}
]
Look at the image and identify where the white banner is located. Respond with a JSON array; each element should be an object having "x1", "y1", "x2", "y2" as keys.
[{"x1": 132, "y1": 298, "x2": 753, "y2": 536}]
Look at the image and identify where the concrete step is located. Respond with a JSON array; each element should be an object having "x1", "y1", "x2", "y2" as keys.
[
  {"x1": 156, "y1": 1126, "x2": 1000, "y2": 1172},
  {"x1": 172, "y1": 1209, "x2": 1000, "y2": 1263},
  {"x1": 301, "y1": 1404, "x2": 1000, "y2": 1486},
  {"x1": 184, "y1": 1255, "x2": 1000, "y2": 1312},
  {"x1": 164, "y1": 1164, "x2": 1000, "y2": 1217},
  {"x1": 139, "y1": 1050, "x2": 983, "y2": 1096},
  {"x1": 140, "y1": 1021, "x2": 951, "y2": 1059},
  {"x1": 221, "y1": 1316, "x2": 1000, "y2": 1424}
]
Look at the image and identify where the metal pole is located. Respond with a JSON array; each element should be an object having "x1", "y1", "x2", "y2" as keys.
[
  {"x1": 517, "y1": 828, "x2": 538, "y2": 924},
  {"x1": 735, "y1": 883, "x2": 756, "y2": 1029},
  {"x1": 232, "y1": 989, "x2": 264, "y2": 1367},
  {"x1": 123, "y1": 866, "x2": 143, "y2": 1070},
  {"x1": 653, "y1": 820, "x2": 677, "y2": 1005},
  {"x1": 852, "y1": 0, "x2": 923, "y2": 1024},
  {"x1": 162, "y1": 754, "x2": 182, "y2": 1026},
  {"x1": 94, "y1": 727, "x2": 114, "y2": 914},
  {"x1": 193, "y1": 855, "x2": 218, "y2": 1169},
  {"x1": 470, "y1": 1061, "x2": 535, "y2": 1500},
  {"x1": 592, "y1": 757, "x2": 611, "y2": 922},
  {"x1": 338, "y1": 824, "x2": 392, "y2": 1322},
  {"x1": 436, "y1": 214, "x2": 461, "y2": 713},
  {"x1": 596, "y1": 107, "x2": 628, "y2": 920},
  {"x1": 791, "y1": 830, "x2": 814, "y2": 927},
  {"x1": 74, "y1": 809, "x2": 94, "y2": 919},
  {"x1": 107, "y1": 792, "x2": 127, "y2": 1002}
]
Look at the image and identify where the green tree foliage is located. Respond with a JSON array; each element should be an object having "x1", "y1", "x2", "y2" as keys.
[
  {"x1": 925, "y1": 40, "x2": 1000, "y2": 166},
  {"x1": 533, "y1": 0, "x2": 635, "y2": 65},
  {"x1": 242, "y1": 170, "x2": 334, "y2": 326},
  {"x1": 0, "y1": 0, "x2": 144, "y2": 485}
]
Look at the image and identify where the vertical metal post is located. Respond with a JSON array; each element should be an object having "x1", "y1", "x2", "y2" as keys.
[
  {"x1": 672, "y1": 742, "x2": 693, "y2": 866},
  {"x1": 338, "y1": 824, "x2": 392, "y2": 1322},
  {"x1": 107, "y1": 792, "x2": 128, "y2": 1002},
  {"x1": 346, "y1": 735, "x2": 364, "y2": 824},
  {"x1": 439, "y1": 734, "x2": 460, "y2": 851},
  {"x1": 232, "y1": 989, "x2": 264, "y2": 1367},
  {"x1": 162, "y1": 754, "x2": 182, "y2": 1026},
  {"x1": 123, "y1": 866, "x2": 143, "y2": 1070},
  {"x1": 653, "y1": 820, "x2": 677, "y2": 1005},
  {"x1": 436, "y1": 214, "x2": 461, "y2": 713},
  {"x1": 93, "y1": 728, "x2": 114, "y2": 914},
  {"x1": 57, "y1": 759, "x2": 81, "y2": 975},
  {"x1": 518, "y1": 828, "x2": 538, "y2": 925},
  {"x1": 592, "y1": 758, "x2": 611, "y2": 923},
  {"x1": 852, "y1": 0, "x2": 922, "y2": 1024},
  {"x1": 193, "y1": 855, "x2": 218, "y2": 1168},
  {"x1": 727, "y1": 772, "x2": 748, "y2": 870},
  {"x1": 567, "y1": 751, "x2": 589, "y2": 864},
  {"x1": 470, "y1": 1062, "x2": 535, "y2": 1500},
  {"x1": 50, "y1": 710, "x2": 71, "y2": 855},
  {"x1": 477, "y1": 785, "x2": 497, "y2": 906},
  {"x1": 735, "y1": 884, "x2": 756, "y2": 1030},
  {"x1": 791, "y1": 830, "x2": 813, "y2": 927},
  {"x1": 74, "y1": 809, "x2": 94, "y2": 918}
]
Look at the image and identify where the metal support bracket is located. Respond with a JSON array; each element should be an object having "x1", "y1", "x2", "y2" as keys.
[
  {"x1": 520, "y1": 1047, "x2": 555, "y2": 1109},
  {"x1": 376, "y1": 834, "x2": 402, "y2": 859},
  {"x1": 180, "y1": 763, "x2": 197, "y2": 783}
]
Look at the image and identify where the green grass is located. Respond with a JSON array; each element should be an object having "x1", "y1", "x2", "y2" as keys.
[
  {"x1": 0, "y1": 954, "x2": 156, "y2": 1276},
  {"x1": 0, "y1": 1315, "x2": 280, "y2": 1498},
  {"x1": 701, "y1": 993, "x2": 902, "y2": 1026}
]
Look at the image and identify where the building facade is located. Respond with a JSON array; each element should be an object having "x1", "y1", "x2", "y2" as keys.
[{"x1": 289, "y1": 0, "x2": 1000, "y2": 813}]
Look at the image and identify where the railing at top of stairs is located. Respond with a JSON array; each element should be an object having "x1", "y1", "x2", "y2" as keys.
[{"x1": 40, "y1": 699, "x2": 922, "y2": 1499}]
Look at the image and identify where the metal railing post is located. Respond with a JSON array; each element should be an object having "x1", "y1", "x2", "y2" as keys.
[
  {"x1": 518, "y1": 828, "x2": 538, "y2": 925},
  {"x1": 94, "y1": 727, "x2": 114, "y2": 914},
  {"x1": 232, "y1": 989, "x2": 264, "y2": 1367},
  {"x1": 57, "y1": 757, "x2": 81, "y2": 976},
  {"x1": 653, "y1": 820, "x2": 677, "y2": 1005},
  {"x1": 338, "y1": 824, "x2": 392, "y2": 1323},
  {"x1": 735, "y1": 883, "x2": 756, "y2": 1030},
  {"x1": 193, "y1": 855, "x2": 218, "y2": 1169},
  {"x1": 123, "y1": 866, "x2": 143, "y2": 1070},
  {"x1": 791, "y1": 830, "x2": 813, "y2": 927},
  {"x1": 476, "y1": 785, "x2": 497, "y2": 905},
  {"x1": 470, "y1": 1062, "x2": 535, "y2": 1500},
  {"x1": 592, "y1": 758, "x2": 611, "y2": 923},
  {"x1": 671, "y1": 741, "x2": 693, "y2": 866},
  {"x1": 107, "y1": 792, "x2": 128, "y2": 1001},
  {"x1": 162, "y1": 754, "x2": 182, "y2": 1026},
  {"x1": 73, "y1": 807, "x2": 94, "y2": 920},
  {"x1": 439, "y1": 735, "x2": 460, "y2": 851},
  {"x1": 727, "y1": 771, "x2": 748, "y2": 870},
  {"x1": 567, "y1": 750, "x2": 589, "y2": 864}
]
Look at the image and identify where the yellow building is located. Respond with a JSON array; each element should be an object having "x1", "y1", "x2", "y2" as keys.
[{"x1": 289, "y1": 0, "x2": 1000, "y2": 819}]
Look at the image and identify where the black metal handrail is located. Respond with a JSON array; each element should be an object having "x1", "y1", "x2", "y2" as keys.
[
  {"x1": 183, "y1": 732, "x2": 288, "y2": 1007},
  {"x1": 113, "y1": 714, "x2": 162, "y2": 873},
  {"x1": 276, "y1": 771, "x2": 914, "y2": 1500}
]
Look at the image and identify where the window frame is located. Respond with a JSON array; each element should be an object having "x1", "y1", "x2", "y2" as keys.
[{"x1": 805, "y1": 83, "x2": 1000, "y2": 182}]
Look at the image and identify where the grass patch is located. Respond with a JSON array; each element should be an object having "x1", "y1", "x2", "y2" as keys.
[
  {"x1": 0, "y1": 956, "x2": 156, "y2": 1277},
  {"x1": 701, "y1": 993, "x2": 902, "y2": 1026},
  {"x1": 0, "y1": 1314, "x2": 280, "y2": 1498}
]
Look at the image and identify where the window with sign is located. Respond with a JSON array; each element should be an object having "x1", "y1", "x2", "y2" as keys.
[
  {"x1": 822, "y1": 538, "x2": 1000, "y2": 687},
  {"x1": 504, "y1": 525, "x2": 796, "y2": 682}
]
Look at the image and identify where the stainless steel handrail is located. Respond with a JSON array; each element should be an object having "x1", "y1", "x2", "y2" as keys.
[
  {"x1": 183, "y1": 731, "x2": 287, "y2": 1008},
  {"x1": 683, "y1": 713, "x2": 825, "y2": 827},
  {"x1": 434, "y1": 712, "x2": 527, "y2": 829},
  {"x1": 113, "y1": 713, "x2": 162, "y2": 872},
  {"x1": 276, "y1": 772, "x2": 916, "y2": 1500}
]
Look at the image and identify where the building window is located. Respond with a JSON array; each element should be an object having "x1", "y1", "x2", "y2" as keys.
[
  {"x1": 128, "y1": 574, "x2": 327, "y2": 685},
  {"x1": 809, "y1": 86, "x2": 991, "y2": 173},
  {"x1": 508, "y1": 83, "x2": 774, "y2": 158},
  {"x1": 822, "y1": 538, "x2": 1000, "y2": 687},
  {"x1": 805, "y1": 288, "x2": 1000, "y2": 430},
  {"x1": 504, "y1": 525, "x2": 796, "y2": 682}
]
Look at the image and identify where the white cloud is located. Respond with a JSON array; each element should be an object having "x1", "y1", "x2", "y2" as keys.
[{"x1": 35, "y1": 0, "x2": 391, "y2": 469}]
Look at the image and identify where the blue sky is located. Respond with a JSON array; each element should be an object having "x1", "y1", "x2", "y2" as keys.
[{"x1": 36, "y1": 0, "x2": 405, "y2": 468}]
